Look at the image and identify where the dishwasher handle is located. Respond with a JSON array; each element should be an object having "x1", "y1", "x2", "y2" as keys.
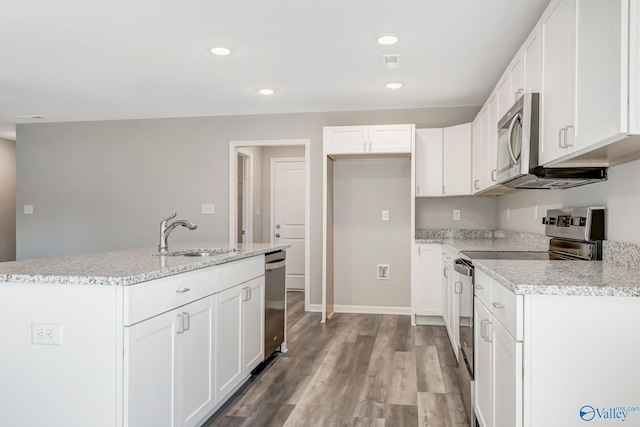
[{"x1": 266, "y1": 260, "x2": 286, "y2": 271}]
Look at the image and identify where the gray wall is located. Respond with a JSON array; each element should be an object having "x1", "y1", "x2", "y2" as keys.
[
  {"x1": 416, "y1": 196, "x2": 497, "y2": 230},
  {"x1": 0, "y1": 138, "x2": 16, "y2": 262},
  {"x1": 496, "y1": 158, "x2": 640, "y2": 243},
  {"x1": 333, "y1": 160, "x2": 411, "y2": 308},
  {"x1": 16, "y1": 106, "x2": 479, "y2": 305}
]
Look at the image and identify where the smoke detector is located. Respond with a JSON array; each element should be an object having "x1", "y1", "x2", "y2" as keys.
[{"x1": 381, "y1": 54, "x2": 400, "y2": 70}]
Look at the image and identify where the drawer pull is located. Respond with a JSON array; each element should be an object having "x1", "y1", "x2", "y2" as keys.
[
  {"x1": 182, "y1": 312, "x2": 191, "y2": 331},
  {"x1": 492, "y1": 302, "x2": 505, "y2": 309},
  {"x1": 176, "y1": 288, "x2": 191, "y2": 294},
  {"x1": 474, "y1": 284, "x2": 483, "y2": 290}
]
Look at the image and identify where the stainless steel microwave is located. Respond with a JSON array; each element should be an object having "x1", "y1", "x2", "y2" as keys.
[{"x1": 496, "y1": 93, "x2": 607, "y2": 190}]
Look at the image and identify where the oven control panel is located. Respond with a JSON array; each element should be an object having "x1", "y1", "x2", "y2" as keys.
[{"x1": 542, "y1": 207, "x2": 604, "y2": 241}]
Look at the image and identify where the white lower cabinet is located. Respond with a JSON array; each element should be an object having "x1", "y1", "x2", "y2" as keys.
[
  {"x1": 242, "y1": 277, "x2": 265, "y2": 374},
  {"x1": 413, "y1": 244, "x2": 443, "y2": 317},
  {"x1": 125, "y1": 296, "x2": 215, "y2": 427},
  {"x1": 474, "y1": 269, "x2": 523, "y2": 427},
  {"x1": 441, "y1": 247, "x2": 459, "y2": 360}
]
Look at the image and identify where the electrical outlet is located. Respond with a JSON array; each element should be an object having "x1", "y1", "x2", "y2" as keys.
[
  {"x1": 24, "y1": 205, "x2": 33, "y2": 215},
  {"x1": 382, "y1": 210, "x2": 389, "y2": 221},
  {"x1": 31, "y1": 323, "x2": 62, "y2": 345},
  {"x1": 453, "y1": 210, "x2": 461, "y2": 221},
  {"x1": 377, "y1": 264, "x2": 390, "y2": 280},
  {"x1": 201, "y1": 204, "x2": 215, "y2": 215}
]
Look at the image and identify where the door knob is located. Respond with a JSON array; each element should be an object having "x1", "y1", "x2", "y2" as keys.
[
  {"x1": 275, "y1": 233, "x2": 281, "y2": 238},
  {"x1": 276, "y1": 224, "x2": 281, "y2": 229}
]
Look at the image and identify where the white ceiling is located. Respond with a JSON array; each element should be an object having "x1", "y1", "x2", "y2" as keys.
[{"x1": 0, "y1": 0, "x2": 550, "y2": 140}]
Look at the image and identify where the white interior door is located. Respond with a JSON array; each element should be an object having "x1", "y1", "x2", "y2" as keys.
[{"x1": 272, "y1": 159, "x2": 306, "y2": 291}]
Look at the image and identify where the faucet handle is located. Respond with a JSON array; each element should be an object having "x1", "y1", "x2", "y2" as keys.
[{"x1": 161, "y1": 212, "x2": 177, "y2": 225}]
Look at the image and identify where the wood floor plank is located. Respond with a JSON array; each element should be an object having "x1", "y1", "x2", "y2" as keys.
[
  {"x1": 445, "y1": 394, "x2": 469, "y2": 427},
  {"x1": 387, "y1": 351, "x2": 418, "y2": 406},
  {"x1": 441, "y1": 366, "x2": 460, "y2": 394},
  {"x1": 384, "y1": 404, "x2": 419, "y2": 427},
  {"x1": 416, "y1": 346, "x2": 446, "y2": 393},
  {"x1": 394, "y1": 315, "x2": 415, "y2": 352},
  {"x1": 417, "y1": 392, "x2": 453, "y2": 427}
]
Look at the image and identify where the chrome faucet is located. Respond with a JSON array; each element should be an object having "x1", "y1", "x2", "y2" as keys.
[{"x1": 158, "y1": 212, "x2": 197, "y2": 253}]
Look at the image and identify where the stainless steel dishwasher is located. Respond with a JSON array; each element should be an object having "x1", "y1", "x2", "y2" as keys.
[{"x1": 264, "y1": 251, "x2": 286, "y2": 358}]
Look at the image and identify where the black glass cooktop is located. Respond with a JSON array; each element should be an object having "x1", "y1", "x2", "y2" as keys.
[{"x1": 461, "y1": 251, "x2": 567, "y2": 261}]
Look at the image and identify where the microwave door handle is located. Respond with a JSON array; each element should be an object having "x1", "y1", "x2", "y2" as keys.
[{"x1": 507, "y1": 112, "x2": 522, "y2": 165}]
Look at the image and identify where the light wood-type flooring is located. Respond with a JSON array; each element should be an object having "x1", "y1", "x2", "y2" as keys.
[{"x1": 204, "y1": 291, "x2": 469, "y2": 427}]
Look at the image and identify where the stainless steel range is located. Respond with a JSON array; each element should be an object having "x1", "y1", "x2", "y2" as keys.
[{"x1": 454, "y1": 206, "x2": 605, "y2": 427}]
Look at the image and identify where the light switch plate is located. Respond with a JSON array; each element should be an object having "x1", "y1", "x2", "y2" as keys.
[
  {"x1": 382, "y1": 210, "x2": 389, "y2": 221},
  {"x1": 453, "y1": 210, "x2": 461, "y2": 221},
  {"x1": 201, "y1": 204, "x2": 215, "y2": 215},
  {"x1": 24, "y1": 205, "x2": 33, "y2": 215}
]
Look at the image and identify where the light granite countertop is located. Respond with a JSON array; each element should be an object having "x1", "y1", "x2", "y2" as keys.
[
  {"x1": 416, "y1": 236, "x2": 640, "y2": 297},
  {"x1": 0, "y1": 243, "x2": 289, "y2": 286}
]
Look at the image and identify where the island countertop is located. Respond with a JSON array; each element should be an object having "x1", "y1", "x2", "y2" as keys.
[{"x1": 0, "y1": 242, "x2": 289, "y2": 286}]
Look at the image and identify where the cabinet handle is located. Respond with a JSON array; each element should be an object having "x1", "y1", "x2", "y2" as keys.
[
  {"x1": 177, "y1": 314, "x2": 185, "y2": 334},
  {"x1": 243, "y1": 287, "x2": 249, "y2": 301},
  {"x1": 182, "y1": 312, "x2": 190, "y2": 331},
  {"x1": 564, "y1": 125, "x2": 574, "y2": 147},
  {"x1": 418, "y1": 246, "x2": 421, "y2": 255},
  {"x1": 481, "y1": 319, "x2": 488, "y2": 341},
  {"x1": 368, "y1": 141, "x2": 372, "y2": 151},
  {"x1": 442, "y1": 185, "x2": 446, "y2": 195},
  {"x1": 455, "y1": 281, "x2": 463, "y2": 294},
  {"x1": 443, "y1": 267, "x2": 448, "y2": 279},
  {"x1": 559, "y1": 128, "x2": 567, "y2": 149},
  {"x1": 363, "y1": 142, "x2": 366, "y2": 152},
  {"x1": 491, "y1": 169, "x2": 497, "y2": 182},
  {"x1": 248, "y1": 287, "x2": 252, "y2": 301},
  {"x1": 176, "y1": 287, "x2": 191, "y2": 294},
  {"x1": 474, "y1": 179, "x2": 480, "y2": 190},
  {"x1": 484, "y1": 321, "x2": 492, "y2": 342},
  {"x1": 416, "y1": 185, "x2": 420, "y2": 195},
  {"x1": 514, "y1": 89, "x2": 524, "y2": 102},
  {"x1": 492, "y1": 301, "x2": 505, "y2": 309}
]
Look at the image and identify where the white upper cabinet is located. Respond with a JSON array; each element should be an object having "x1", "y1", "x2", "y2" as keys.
[
  {"x1": 508, "y1": 50, "x2": 525, "y2": 105},
  {"x1": 496, "y1": 73, "x2": 511, "y2": 120},
  {"x1": 415, "y1": 128, "x2": 444, "y2": 197},
  {"x1": 324, "y1": 124, "x2": 413, "y2": 155},
  {"x1": 443, "y1": 123, "x2": 472, "y2": 196},
  {"x1": 471, "y1": 110, "x2": 484, "y2": 194},
  {"x1": 540, "y1": 0, "x2": 629, "y2": 165},
  {"x1": 523, "y1": 22, "x2": 542, "y2": 94}
]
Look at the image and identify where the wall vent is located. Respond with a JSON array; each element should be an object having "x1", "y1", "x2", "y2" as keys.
[{"x1": 381, "y1": 54, "x2": 400, "y2": 70}]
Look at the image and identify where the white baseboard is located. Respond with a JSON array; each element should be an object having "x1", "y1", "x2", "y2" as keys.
[
  {"x1": 415, "y1": 315, "x2": 445, "y2": 326},
  {"x1": 305, "y1": 304, "x2": 410, "y2": 316}
]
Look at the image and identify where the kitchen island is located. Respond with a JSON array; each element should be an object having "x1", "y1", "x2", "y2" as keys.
[{"x1": 0, "y1": 242, "x2": 288, "y2": 427}]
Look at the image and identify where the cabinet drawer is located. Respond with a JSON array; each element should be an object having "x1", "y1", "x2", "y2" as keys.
[
  {"x1": 490, "y1": 280, "x2": 523, "y2": 341},
  {"x1": 215, "y1": 256, "x2": 264, "y2": 293},
  {"x1": 474, "y1": 269, "x2": 492, "y2": 309},
  {"x1": 124, "y1": 267, "x2": 217, "y2": 326}
]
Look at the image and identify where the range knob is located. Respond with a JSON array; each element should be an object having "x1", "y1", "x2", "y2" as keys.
[
  {"x1": 542, "y1": 217, "x2": 556, "y2": 225},
  {"x1": 571, "y1": 216, "x2": 587, "y2": 226}
]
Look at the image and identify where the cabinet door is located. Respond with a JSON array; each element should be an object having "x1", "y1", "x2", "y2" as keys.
[
  {"x1": 474, "y1": 299, "x2": 492, "y2": 427},
  {"x1": 442, "y1": 263, "x2": 450, "y2": 328},
  {"x1": 509, "y1": 50, "x2": 525, "y2": 105},
  {"x1": 125, "y1": 310, "x2": 179, "y2": 427},
  {"x1": 492, "y1": 319, "x2": 523, "y2": 427},
  {"x1": 179, "y1": 297, "x2": 215, "y2": 427},
  {"x1": 369, "y1": 124, "x2": 412, "y2": 153},
  {"x1": 442, "y1": 123, "x2": 472, "y2": 196},
  {"x1": 523, "y1": 22, "x2": 541, "y2": 93},
  {"x1": 415, "y1": 128, "x2": 443, "y2": 196},
  {"x1": 496, "y1": 72, "x2": 511, "y2": 120},
  {"x1": 449, "y1": 271, "x2": 459, "y2": 359},
  {"x1": 540, "y1": 0, "x2": 574, "y2": 165},
  {"x1": 471, "y1": 111, "x2": 484, "y2": 194},
  {"x1": 573, "y1": 0, "x2": 628, "y2": 151},
  {"x1": 486, "y1": 90, "x2": 499, "y2": 186},
  {"x1": 214, "y1": 285, "x2": 244, "y2": 402},
  {"x1": 243, "y1": 276, "x2": 265, "y2": 374},
  {"x1": 415, "y1": 245, "x2": 442, "y2": 316},
  {"x1": 324, "y1": 126, "x2": 368, "y2": 154}
]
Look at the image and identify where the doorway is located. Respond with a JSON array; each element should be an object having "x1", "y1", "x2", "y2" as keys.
[
  {"x1": 237, "y1": 150, "x2": 252, "y2": 243},
  {"x1": 228, "y1": 139, "x2": 311, "y2": 311}
]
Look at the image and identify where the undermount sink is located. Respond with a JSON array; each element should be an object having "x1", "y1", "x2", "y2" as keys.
[{"x1": 158, "y1": 248, "x2": 239, "y2": 257}]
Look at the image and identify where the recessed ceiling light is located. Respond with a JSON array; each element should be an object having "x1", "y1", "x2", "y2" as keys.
[
  {"x1": 377, "y1": 34, "x2": 399, "y2": 46},
  {"x1": 386, "y1": 83, "x2": 402, "y2": 89},
  {"x1": 258, "y1": 88, "x2": 275, "y2": 95},
  {"x1": 16, "y1": 115, "x2": 48, "y2": 119},
  {"x1": 210, "y1": 46, "x2": 232, "y2": 56}
]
